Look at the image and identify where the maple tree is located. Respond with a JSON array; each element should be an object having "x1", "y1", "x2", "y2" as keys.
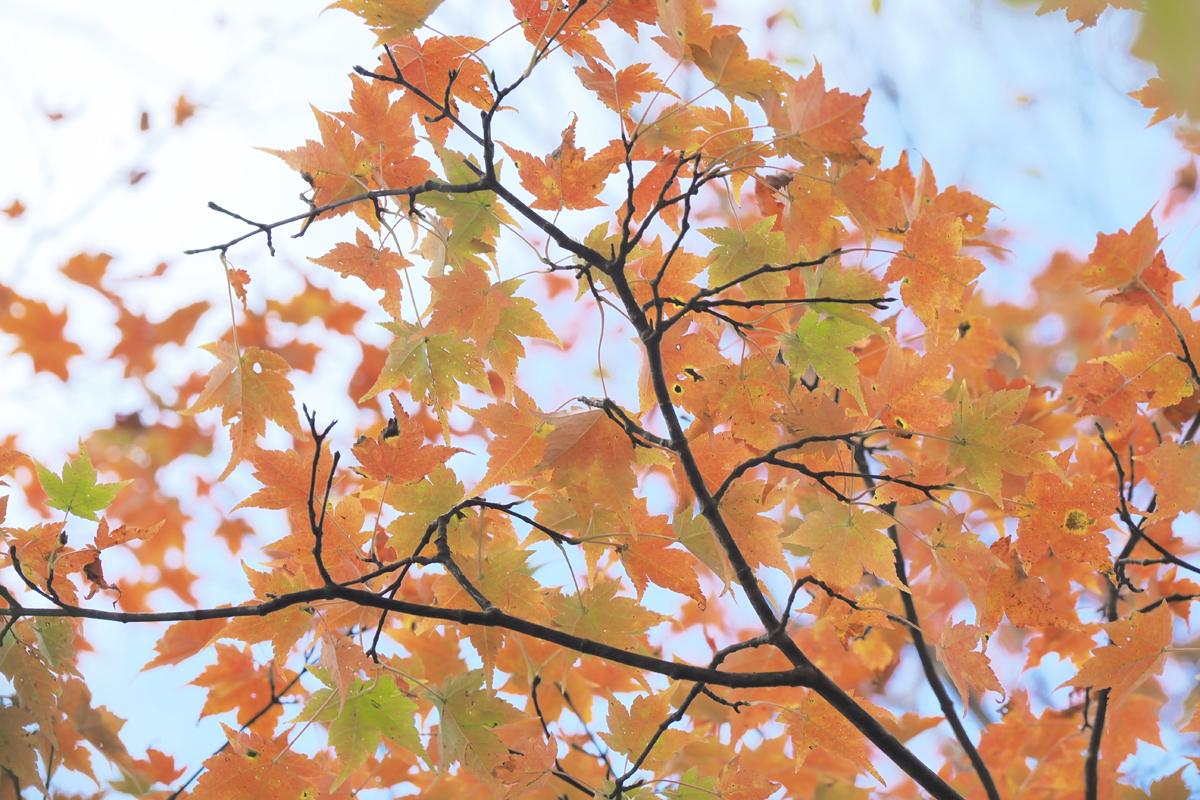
[{"x1": 3, "y1": 2, "x2": 1200, "y2": 799}]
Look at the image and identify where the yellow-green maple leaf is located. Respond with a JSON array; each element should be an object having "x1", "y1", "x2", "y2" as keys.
[
  {"x1": 944, "y1": 383, "x2": 1055, "y2": 507},
  {"x1": 34, "y1": 441, "x2": 131, "y2": 522},
  {"x1": 780, "y1": 312, "x2": 868, "y2": 411}
]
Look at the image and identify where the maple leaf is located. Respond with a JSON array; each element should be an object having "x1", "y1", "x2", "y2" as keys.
[
  {"x1": 233, "y1": 443, "x2": 332, "y2": 520},
  {"x1": 1135, "y1": 440, "x2": 1200, "y2": 520},
  {"x1": 422, "y1": 257, "x2": 509, "y2": 338},
  {"x1": 351, "y1": 397, "x2": 462, "y2": 485},
  {"x1": 862, "y1": 338, "x2": 954, "y2": 435},
  {"x1": 0, "y1": 287, "x2": 84, "y2": 380},
  {"x1": 943, "y1": 384, "x2": 1055, "y2": 507},
  {"x1": 364, "y1": 320, "x2": 490, "y2": 441},
  {"x1": 1011, "y1": 472, "x2": 1118, "y2": 573},
  {"x1": 1078, "y1": 210, "x2": 1178, "y2": 309},
  {"x1": 983, "y1": 537, "x2": 1079, "y2": 631},
  {"x1": 832, "y1": 160, "x2": 906, "y2": 245},
  {"x1": 602, "y1": 690, "x2": 695, "y2": 769},
  {"x1": 702, "y1": 216, "x2": 787, "y2": 299},
  {"x1": 619, "y1": 533, "x2": 704, "y2": 604},
  {"x1": 111, "y1": 301, "x2": 209, "y2": 377},
  {"x1": 884, "y1": 210, "x2": 984, "y2": 337},
  {"x1": 691, "y1": 32, "x2": 783, "y2": 102},
  {"x1": 261, "y1": 107, "x2": 371, "y2": 213},
  {"x1": 192, "y1": 644, "x2": 295, "y2": 736},
  {"x1": 720, "y1": 479, "x2": 788, "y2": 573},
  {"x1": 296, "y1": 669, "x2": 425, "y2": 786},
  {"x1": 653, "y1": 0, "x2": 719, "y2": 61},
  {"x1": 183, "y1": 342, "x2": 303, "y2": 480},
  {"x1": 194, "y1": 724, "x2": 330, "y2": 800},
  {"x1": 786, "y1": 690, "x2": 885, "y2": 783},
  {"x1": 910, "y1": 512, "x2": 1001, "y2": 623},
  {"x1": 33, "y1": 441, "x2": 131, "y2": 522},
  {"x1": 0, "y1": 705, "x2": 43, "y2": 792},
  {"x1": 310, "y1": 229, "x2": 409, "y2": 321},
  {"x1": 466, "y1": 388, "x2": 548, "y2": 493},
  {"x1": 501, "y1": 119, "x2": 620, "y2": 211},
  {"x1": 143, "y1": 617, "x2": 230, "y2": 670},
  {"x1": 1037, "y1": 0, "x2": 1144, "y2": 31},
  {"x1": 937, "y1": 622, "x2": 1002, "y2": 712},
  {"x1": 575, "y1": 57, "x2": 676, "y2": 117},
  {"x1": 428, "y1": 669, "x2": 525, "y2": 785},
  {"x1": 1063, "y1": 605, "x2": 1172, "y2": 699},
  {"x1": 222, "y1": 567, "x2": 313, "y2": 662},
  {"x1": 780, "y1": 312, "x2": 868, "y2": 411},
  {"x1": 328, "y1": 0, "x2": 444, "y2": 42},
  {"x1": 762, "y1": 62, "x2": 869, "y2": 163},
  {"x1": 550, "y1": 578, "x2": 665, "y2": 651},
  {"x1": 789, "y1": 493, "x2": 900, "y2": 589}
]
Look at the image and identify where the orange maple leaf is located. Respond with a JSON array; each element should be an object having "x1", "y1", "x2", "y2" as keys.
[
  {"x1": 937, "y1": 622, "x2": 1003, "y2": 712},
  {"x1": 142, "y1": 618, "x2": 230, "y2": 670},
  {"x1": 351, "y1": 397, "x2": 462, "y2": 486},
  {"x1": 786, "y1": 690, "x2": 885, "y2": 784},
  {"x1": 193, "y1": 724, "x2": 330, "y2": 799},
  {"x1": 884, "y1": 210, "x2": 984, "y2": 337},
  {"x1": 575, "y1": 57, "x2": 676, "y2": 117},
  {"x1": 862, "y1": 338, "x2": 953, "y2": 434},
  {"x1": 111, "y1": 301, "x2": 209, "y2": 377},
  {"x1": 691, "y1": 32, "x2": 782, "y2": 102},
  {"x1": 329, "y1": 0, "x2": 445, "y2": 43},
  {"x1": 984, "y1": 537, "x2": 1079, "y2": 631},
  {"x1": 1078, "y1": 209, "x2": 1179, "y2": 309},
  {"x1": 1135, "y1": 440, "x2": 1200, "y2": 520},
  {"x1": 467, "y1": 388, "x2": 548, "y2": 493},
  {"x1": 261, "y1": 107, "x2": 371, "y2": 213},
  {"x1": 182, "y1": 342, "x2": 303, "y2": 480},
  {"x1": 423, "y1": 262, "x2": 516, "y2": 347},
  {"x1": 763, "y1": 62, "x2": 869, "y2": 164},
  {"x1": 1062, "y1": 605, "x2": 1172, "y2": 699},
  {"x1": 310, "y1": 229, "x2": 409, "y2": 321},
  {"x1": 1011, "y1": 472, "x2": 1118, "y2": 573},
  {"x1": 1036, "y1": 0, "x2": 1143, "y2": 31},
  {"x1": 501, "y1": 119, "x2": 621, "y2": 211},
  {"x1": 0, "y1": 287, "x2": 84, "y2": 380},
  {"x1": 191, "y1": 644, "x2": 296, "y2": 736},
  {"x1": 790, "y1": 493, "x2": 899, "y2": 590}
]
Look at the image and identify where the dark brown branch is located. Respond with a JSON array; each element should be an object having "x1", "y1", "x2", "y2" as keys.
[
  {"x1": 611, "y1": 635, "x2": 771, "y2": 797},
  {"x1": 604, "y1": 233, "x2": 965, "y2": 799},
  {"x1": 888, "y1": 521, "x2": 1000, "y2": 800},
  {"x1": 303, "y1": 407, "x2": 339, "y2": 586},
  {"x1": 577, "y1": 396, "x2": 673, "y2": 450},
  {"x1": 185, "y1": 178, "x2": 490, "y2": 256},
  {"x1": 850, "y1": 444, "x2": 998, "y2": 800},
  {"x1": 712, "y1": 430, "x2": 887, "y2": 503},
  {"x1": 0, "y1": 586, "x2": 824, "y2": 690}
]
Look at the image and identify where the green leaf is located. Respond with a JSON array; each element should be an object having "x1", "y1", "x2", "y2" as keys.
[
  {"x1": 943, "y1": 383, "x2": 1055, "y2": 507},
  {"x1": 33, "y1": 441, "x2": 131, "y2": 521},
  {"x1": 780, "y1": 312, "x2": 868, "y2": 410},
  {"x1": 427, "y1": 669, "x2": 525, "y2": 786},
  {"x1": 363, "y1": 321, "x2": 491, "y2": 442},
  {"x1": 297, "y1": 669, "x2": 425, "y2": 787},
  {"x1": 702, "y1": 216, "x2": 787, "y2": 299},
  {"x1": 806, "y1": 261, "x2": 887, "y2": 336},
  {"x1": 549, "y1": 579, "x2": 666, "y2": 652}
]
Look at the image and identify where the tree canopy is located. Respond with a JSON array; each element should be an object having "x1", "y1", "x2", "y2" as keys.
[{"x1": 3, "y1": 1, "x2": 1200, "y2": 799}]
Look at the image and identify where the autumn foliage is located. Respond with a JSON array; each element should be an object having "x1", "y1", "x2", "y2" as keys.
[{"x1": 4, "y1": 2, "x2": 1200, "y2": 799}]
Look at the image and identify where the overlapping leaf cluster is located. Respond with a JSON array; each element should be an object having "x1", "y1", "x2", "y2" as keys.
[{"x1": 3, "y1": 2, "x2": 1200, "y2": 799}]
